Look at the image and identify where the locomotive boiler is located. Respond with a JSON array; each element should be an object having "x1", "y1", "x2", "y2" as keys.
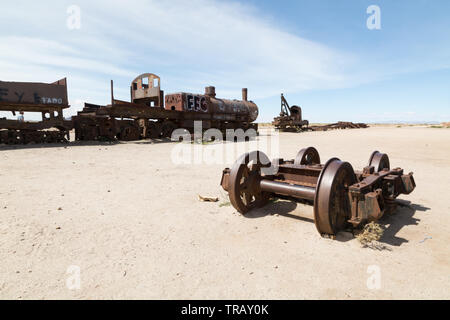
[{"x1": 164, "y1": 87, "x2": 258, "y2": 123}]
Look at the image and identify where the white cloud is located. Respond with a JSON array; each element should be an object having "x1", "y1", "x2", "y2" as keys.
[
  {"x1": 10, "y1": 0, "x2": 442, "y2": 122},
  {"x1": 90, "y1": 0, "x2": 356, "y2": 97},
  {"x1": 0, "y1": 36, "x2": 136, "y2": 78},
  {"x1": 0, "y1": 0, "x2": 356, "y2": 100}
]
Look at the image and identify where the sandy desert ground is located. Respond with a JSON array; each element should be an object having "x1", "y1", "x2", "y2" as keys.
[{"x1": 0, "y1": 125, "x2": 449, "y2": 299}]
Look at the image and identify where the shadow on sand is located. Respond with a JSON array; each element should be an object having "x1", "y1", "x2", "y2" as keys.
[
  {"x1": 240, "y1": 198, "x2": 429, "y2": 246},
  {"x1": 377, "y1": 200, "x2": 430, "y2": 246},
  {"x1": 0, "y1": 138, "x2": 179, "y2": 151},
  {"x1": 0, "y1": 135, "x2": 259, "y2": 151},
  {"x1": 243, "y1": 199, "x2": 314, "y2": 223}
]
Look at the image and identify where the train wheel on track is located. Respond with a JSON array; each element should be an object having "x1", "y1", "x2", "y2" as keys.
[
  {"x1": 294, "y1": 147, "x2": 321, "y2": 165},
  {"x1": 228, "y1": 151, "x2": 271, "y2": 214},
  {"x1": 314, "y1": 158, "x2": 357, "y2": 235}
]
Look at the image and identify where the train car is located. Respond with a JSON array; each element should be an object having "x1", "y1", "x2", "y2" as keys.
[{"x1": 0, "y1": 78, "x2": 72, "y2": 144}]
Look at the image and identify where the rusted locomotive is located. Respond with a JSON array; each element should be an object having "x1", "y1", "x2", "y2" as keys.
[
  {"x1": 0, "y1": 78, "x2": 71, "y2": 144},
  {"x1": 272, "y1": 93, "x2": 368, "y2": 132},
  {"x1": 0, "y1": 73, "x2": 259, "y2": 144},
  {"x1": 73, "y1": 73, "x2": 259, "y2": 141},
  {"x1": 272, "y1": 94, "x2": 309, "y2": 132}
]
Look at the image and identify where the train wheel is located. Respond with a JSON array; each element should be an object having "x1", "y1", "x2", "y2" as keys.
[
  {"x1": 42, "y1": 132, "x2": 50, "y2": 143},
  {"x1": 17, "y1": 131, "x2": 26, "y2": 144},
  {"x1": 0, "y1": 130, "x2": 7, "y2": 144},
  {"x1": 7, "y1": 130, "x2": 20, "y2": 144},
  {"x1": 21, "y1": 131, "x2": 31, "y2": 144},
  {"x1": 228, "y1": 151, "x2": 271, "y2": 214},
  {"x1": 56, "y1": 131, "x2": 68, "y2": 143},
  {"x1": 161, "y1": 121, "x2": 176, "y2": 139},
  {"x1": 314, "y1": 158, "x2": 357, "y2": 235},
  {"x1": 99, "y1": 120, "x2": 116, "y2": 141},
  {"x1": 294, "y1": 147, "x2": 321, "y2": 165},
  {"x1": 147, "y1": 122, "x2": 162, "y2": 139},
  {"x1": 85, "y1": 126, "x2": 99, "y2": 141},
  {"x1": 76, "y1": 118, "x2": 99, "y2": 141},
  {"x1": 368, "y1": 151, "x2": 390, "y2": 172},
  {"x1": 44, "y1": 131, "x2": 55, "y2": 143},
  {"x1": 118, "y1": 124, "x2": 140, "y2": 141},
  {"x1": 23, "y1": 130, "x2": 40, "y2": 144}
]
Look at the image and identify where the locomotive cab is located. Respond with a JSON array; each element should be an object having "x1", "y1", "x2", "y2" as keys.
[{"x1": 130, "y1": 73, "x2": 164, "y2": 108}]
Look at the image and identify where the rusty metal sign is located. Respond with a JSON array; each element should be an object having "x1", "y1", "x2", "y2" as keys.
[
  {"x1": 0, "y1": 78, "x2": 68, "y2": 108},
  {"x1": 220, "y1": 147, "x2": 416, "y2": 237}
]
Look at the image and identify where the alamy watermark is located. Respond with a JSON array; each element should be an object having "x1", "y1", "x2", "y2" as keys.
[
  {"x1": 169, "y1": 121, "x2": 280, "y2": 168},
  {"x1": 367, "y1": 5, "x2": 381, "y2": 30},
  {"x1": 366, "y1": 265, "x2": 381, "y2": 290},
  {"x1": 67, "y1": 5, "x2": 81, "y2": 30},
  {"x1": 66, "y1": 265, "x2": 81, "y2": 290}
]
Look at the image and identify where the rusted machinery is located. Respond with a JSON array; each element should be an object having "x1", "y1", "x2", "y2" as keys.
[
  {"x1": 272, "y1": 94, "x2": 368, "y2": 132},
  {"x1": 272, "y1": 94, "x2": 309, "y2": 132},
  {"x1": 0, "y1": 73, "x2": 259, "y2": 144},
  {"x1": 220, "y1": 148, "x2": 415, "y2": 236},
  {"x1": 0, "y1": 78, "x2": 71, "y2": 144},
  {"x1": 74, "y1": 73, "x2": 259, "y2": 141}
]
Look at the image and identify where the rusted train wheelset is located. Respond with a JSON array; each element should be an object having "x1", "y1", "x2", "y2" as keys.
[{"x1": 220, "y1": 147, "x2": 416, "y2": 236}]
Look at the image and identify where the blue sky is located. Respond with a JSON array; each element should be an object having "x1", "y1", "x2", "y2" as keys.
[{"x1": 0, "y1": 0, "x2": 449, "y2": 122}]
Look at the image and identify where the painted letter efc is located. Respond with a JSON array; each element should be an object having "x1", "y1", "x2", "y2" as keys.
[{"x1": 367, "y1": 5, "x2": 381, "y2": 30}]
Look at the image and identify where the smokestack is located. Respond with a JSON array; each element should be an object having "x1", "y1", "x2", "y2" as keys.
[
  {"x1": 205, "y1": 86, "x2": 216, "y2": 98},
  {"x1": 242, "y1": 88, "x2": 248, "y2": 101}
]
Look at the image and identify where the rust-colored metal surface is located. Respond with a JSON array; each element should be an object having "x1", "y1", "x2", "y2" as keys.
[
  {"x1": 164, "y1": 87, "x2": 258, "y2": 123},
  {"x1": 0, "y1": 78, "x2": 69, "y2": 109},
  {"x1": 294, "y1": 147, "x2": 321, "y2": 165},
  {"x1": 309, "y1": 122, "x2": 368, "y2": 131},
  {"x1": 220, "y1": 148, "x2": 416, "y2": 237},
  {"x1": 272, "y1": 94, "x2": 309, "y2": 131},
  {"x1": 228, "y1": 151, "x2": 271, "y2": 213},
  {"x1": 0, "y1": 78, "x2": 71, "y2": 144},
  {"x1": 272, "y1": 94, "x2": 368, "y2": 132},
  {"x1": 0, "y1": 73, "x2": 258, "y2": 144}
]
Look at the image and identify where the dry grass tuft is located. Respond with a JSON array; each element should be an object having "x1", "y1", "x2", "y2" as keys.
[{"x1": 356, "y1": 222, "x2": 387, "y2": 250}]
